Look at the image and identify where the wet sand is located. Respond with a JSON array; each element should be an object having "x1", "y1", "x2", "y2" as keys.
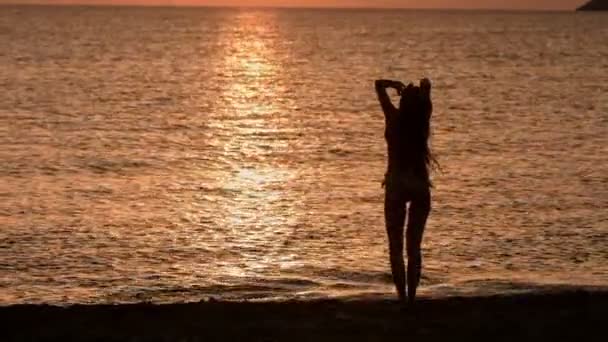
[{"x1": 2, "y1": 290, "x2": 607, "y2": 341}]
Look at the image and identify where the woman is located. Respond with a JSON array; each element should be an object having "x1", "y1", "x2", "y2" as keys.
[{"x1": 375, "y1": 78, "x2": 435, "y2": 305}]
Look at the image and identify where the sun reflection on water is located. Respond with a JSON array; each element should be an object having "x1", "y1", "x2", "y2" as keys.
[{"x1": 209, "y1": 11, "x2": 299, "y2": 278}]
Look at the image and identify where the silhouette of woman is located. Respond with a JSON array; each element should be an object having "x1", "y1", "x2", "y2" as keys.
[{"x1": 375, "y1": 78, "x2": 435, "y2": 305}]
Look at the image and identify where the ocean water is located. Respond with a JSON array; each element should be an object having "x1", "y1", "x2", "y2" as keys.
[{"x1": 1, "y1": 6, "x2": 607, "y2": 305}]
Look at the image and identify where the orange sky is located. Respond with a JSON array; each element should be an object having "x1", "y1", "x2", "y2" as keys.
[{"x1": 0, "y1": 0, "x2": 589, "y2": 10}]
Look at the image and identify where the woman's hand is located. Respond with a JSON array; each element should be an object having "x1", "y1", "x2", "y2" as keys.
[
  {"x1": 393, "y1": 81, "x2": 406, "y2": 95},
  {"x1": 376, "y1": 79, "x2": 406, "y2": 95}
]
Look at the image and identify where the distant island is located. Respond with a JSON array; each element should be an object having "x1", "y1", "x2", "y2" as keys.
[{"x1": 577, "y1": 0, "x2": 608, "y2": 10}]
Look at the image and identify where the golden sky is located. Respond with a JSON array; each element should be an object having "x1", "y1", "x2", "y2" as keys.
[{"x1": 0, "y1": 0, "x2": 589, "y2": 10}]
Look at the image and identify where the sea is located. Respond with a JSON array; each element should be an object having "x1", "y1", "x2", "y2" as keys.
[{"x1": 1, "y1": 5, "x2": 607, "y2": 305}]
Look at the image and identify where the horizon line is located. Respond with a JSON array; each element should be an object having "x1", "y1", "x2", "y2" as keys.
[{"x1": 0, "y1": 3, "x2": 579, "y2": 12}]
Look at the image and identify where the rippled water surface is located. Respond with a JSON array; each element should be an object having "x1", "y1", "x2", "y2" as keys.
[{"x1": 1, "y1": 6, "x2": 607, "y2": 304}]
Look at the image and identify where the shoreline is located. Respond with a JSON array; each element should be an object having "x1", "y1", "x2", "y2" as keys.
[{"x1": 2, "y1": 289, "x2": 607, "y2": 341}]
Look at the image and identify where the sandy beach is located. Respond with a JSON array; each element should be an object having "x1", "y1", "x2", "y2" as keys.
[{"x1": 2, "y1": 289, "x2": 607, "y2": 341}]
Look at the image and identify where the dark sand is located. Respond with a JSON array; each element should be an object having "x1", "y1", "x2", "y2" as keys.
[{"x1": 2, "y1": 290, "x2": 607, "y2": 341}]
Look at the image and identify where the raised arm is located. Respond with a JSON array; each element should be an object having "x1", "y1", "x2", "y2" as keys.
[
  {"x1": 375, "y1": 79, "x2": 404, "y2": 118},
  {"x1": 419, "y1": 78, "x2": 433, "y2": 119}
]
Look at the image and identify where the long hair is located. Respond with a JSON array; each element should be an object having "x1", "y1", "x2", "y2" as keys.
[{"x1": 398, "y1": 81, "x2": 439, "y2": 176}]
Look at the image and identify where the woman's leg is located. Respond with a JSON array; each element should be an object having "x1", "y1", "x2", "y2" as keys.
[
  {"x1": 384, "y1": 186, "x2": 407, "y2": 302},
  {"x1": 406, "y1": 189, "x2": 431, "y2": 303}
]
